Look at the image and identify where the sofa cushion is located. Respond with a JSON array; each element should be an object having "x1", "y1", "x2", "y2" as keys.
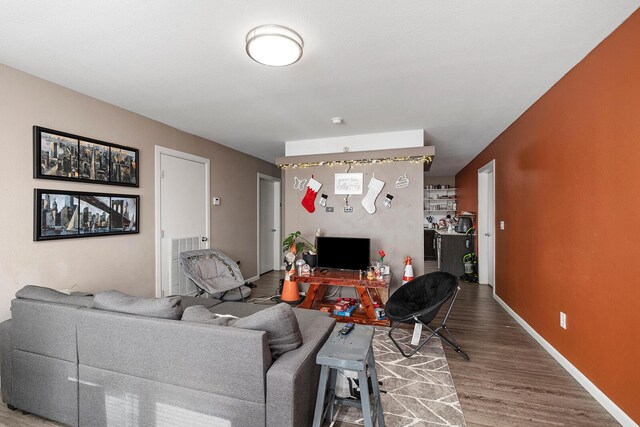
[
  {"x1": 210, "y1": 301, "x2": 331, "y2": 336},
  {"x1": 16, "y1": 285, "x2": 94, "y2": 307},
  {"x1": 181, "y1": 305, "x2": 237, "y2": 326},
  {"x1": 182, "y1": 303, "x2": 303, "y2": 359},
  {"x1": 180, "y1": 296, "x2": 223, "y2": 310},
  {"x1": 93, "y1": 290, "x2": 183, "y2": 320}
]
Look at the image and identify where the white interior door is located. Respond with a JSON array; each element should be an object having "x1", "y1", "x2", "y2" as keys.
[
  {"x1": 478, "y1": 160, "x2": 496, "y2": 289},
  {"x1": 257, "y1": 174, "x2": 281, "y2": 276},
  {"x1": 156, "y1": 148, "x2": 210, "y2": 297}
]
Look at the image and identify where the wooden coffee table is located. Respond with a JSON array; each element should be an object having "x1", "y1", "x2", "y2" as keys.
[{"x1": 292, "y1": 270, "x2": 390, "y2": 326}]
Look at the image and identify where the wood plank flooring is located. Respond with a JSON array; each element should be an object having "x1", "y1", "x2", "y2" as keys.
[
  {"x1": 438, "y1": 281, "x2": 618, "y2": 427},
  {"x1": 0, "y1": 268, "x2": 620, "y2": 426},
  {"x1": 253, "y1": 267, "x2": 619, "y2": 427}
]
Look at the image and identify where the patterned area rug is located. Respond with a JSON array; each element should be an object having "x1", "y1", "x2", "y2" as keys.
[{"x1": 332, "y1": 327, "x2": 466, "y2": 427}]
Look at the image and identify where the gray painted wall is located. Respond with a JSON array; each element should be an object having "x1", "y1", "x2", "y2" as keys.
[
  {"x1": 283, "y1": 162, "x2": 424, "y2": 295},
  {"x1": 0, "y1": 64, "x2": 280, "y2": 320}
]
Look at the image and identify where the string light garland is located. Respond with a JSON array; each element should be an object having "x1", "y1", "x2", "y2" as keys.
[{"x1": 278, "y1": 155, "x2": 433, "y2": 169}]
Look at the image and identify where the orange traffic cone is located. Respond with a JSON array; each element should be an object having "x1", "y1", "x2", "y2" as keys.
[
  {"x1": 281, "y1": 267, "x2": 300, "y2": 302},
  {"x1": 281, "y1": 247, "x2": 301, "y2": 302},
  {"x1": 402, "y1": 256, "x2": 414, "y2": 284}
]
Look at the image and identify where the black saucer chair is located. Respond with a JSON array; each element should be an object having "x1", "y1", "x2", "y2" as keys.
[{"x1": 386, "y1": 271, "x2": 469, "y2": 360}]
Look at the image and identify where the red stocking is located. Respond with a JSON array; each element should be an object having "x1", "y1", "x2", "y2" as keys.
[{"x1": 301, "y1": 176, "x2": 322, "y2": 213}]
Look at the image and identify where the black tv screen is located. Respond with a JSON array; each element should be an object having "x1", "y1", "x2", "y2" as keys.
[{"x1": 316, "y1": 237, "x2": 371, "y2": 271}]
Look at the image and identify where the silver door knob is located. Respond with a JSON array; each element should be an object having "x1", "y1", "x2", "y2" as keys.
[
  {"x1": 484, "y1": 233, "x2": 491, "y2": 237},
  {"x1": 271, "y1": 229, "x2": 277, "y2": 232},
  {"x1": 201, "y1": 237, "x2": 208, "y2": 242}
]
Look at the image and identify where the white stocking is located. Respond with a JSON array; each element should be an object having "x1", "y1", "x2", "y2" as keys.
[{"x1": 361, "y1": 176, "x2": 385, "y2": 214}]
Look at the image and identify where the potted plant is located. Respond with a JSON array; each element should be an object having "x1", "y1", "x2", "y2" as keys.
[{"x1": 282, "y1": 231, "x2": 318, "y2": 268}]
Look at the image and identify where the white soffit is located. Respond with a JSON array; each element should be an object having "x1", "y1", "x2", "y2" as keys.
[
  {"x1": 0, "y1": 1, "x2": 638, "y2": 174},
  {"x1": 285, "y1": 130, "x2": 424, "y2": 156}
]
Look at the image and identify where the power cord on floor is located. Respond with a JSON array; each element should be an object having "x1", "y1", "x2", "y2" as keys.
[{"x1": 246, "y1": 295, "x2": 279, "y2": 304}]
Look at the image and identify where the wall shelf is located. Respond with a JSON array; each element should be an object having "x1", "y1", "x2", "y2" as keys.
[{"x1": 424, "y1": 180, "x2": 456, "y2": 224}]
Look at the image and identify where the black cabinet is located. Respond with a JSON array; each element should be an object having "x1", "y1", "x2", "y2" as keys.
[
  {"x1": 439, "y1": 234, "x2": 473, "y2": 278},
  {"x1": 424, "y1": 229, "x2": 437, "y2": 261}
]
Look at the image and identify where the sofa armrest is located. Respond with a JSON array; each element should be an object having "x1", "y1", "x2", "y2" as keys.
[
  {"x1": 0, "y1": 319, "x2": 12, "y2": 405},
  {"x1": 266, "y1": 315, "x2": 335, "y2": 427}
]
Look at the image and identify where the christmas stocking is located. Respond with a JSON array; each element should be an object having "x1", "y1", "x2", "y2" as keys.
[
  {"x1": 301, "y1": 176, "x2": 322, "y2": 213},
  {"x1": 361, "y1": 176, "x2": 385, "y2": 214}
]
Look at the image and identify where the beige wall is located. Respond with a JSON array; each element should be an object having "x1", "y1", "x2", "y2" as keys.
[
  {"x1": 283, "y1": 162, "x2": 424, "y2": 295},
  {"x1": 0, "y1": 64, "x2": 279, "y2": 320}
]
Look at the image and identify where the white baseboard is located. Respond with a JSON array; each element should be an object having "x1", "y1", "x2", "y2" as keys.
[
  {"x1": 493, "y1": 294, "x2": 637, "y2": 427},
  {"x1": 245, "y1": 275, "x2": 260, "y2": 283}
]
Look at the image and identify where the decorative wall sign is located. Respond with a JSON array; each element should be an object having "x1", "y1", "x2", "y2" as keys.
[
  {"x1": 395, "y1": 173, "x2": 410, "y2": 189},
  {"x1": 293, "y1": 176, "x2": 307, "y2": 191},
  {"x1": 34, "y1": 188, "x2": 139, "y2": 241},
  {"x1": 34, "y1": 126, "x2": 139, "y2": 187},
  {"x1": 334, "y1": 173, "x2": 363, "y2": 195}
]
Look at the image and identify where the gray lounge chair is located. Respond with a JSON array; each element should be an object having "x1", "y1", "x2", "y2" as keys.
[{"x1": 180, "y1": 249, "x2": 252, "y2": 301}]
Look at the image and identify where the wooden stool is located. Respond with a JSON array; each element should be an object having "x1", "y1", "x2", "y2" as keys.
[{"x1": 312, "y1": 324, "x2": 384, "y2": 427}]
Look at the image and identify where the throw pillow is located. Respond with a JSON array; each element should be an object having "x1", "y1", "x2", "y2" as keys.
[
  {"x1": 16, "y1": 285, "x2": 94, "y2": 307},
  {"x1": 93, "y1": 290, "x2": 183, "y2": 320},
  {"x1": 181, "y1": 305, "x2": 237, "y2": 325},
  {"x1": 234, "y1": 303, "x2": 303, "y2": 359},
  {"x1": 182, "y1": 303, "x2": 303, "y2": 359}
]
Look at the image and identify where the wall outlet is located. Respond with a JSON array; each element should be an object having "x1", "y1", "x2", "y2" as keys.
[
  {"x1": 500, "y1": 221, "x2": 505, "y2": 230},
  {"x1": 326, "y1": 207, "x2": 334, "y2": 212},
  {"x1": 560, "y1": 312, "x2": 567, "y2": 329}
]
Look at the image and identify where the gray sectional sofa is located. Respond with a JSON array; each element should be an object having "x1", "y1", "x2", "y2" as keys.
[{"x1": 0, "y1": 291, "x2": 336, "y2": 426}]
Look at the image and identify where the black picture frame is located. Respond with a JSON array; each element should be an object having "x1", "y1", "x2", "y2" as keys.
[
  {"x1": 34, "y1": 126, "x2": 139, "y2": 187},
  {"x1": 34, "y1": 188, "x2": 140, "y2": 241}
]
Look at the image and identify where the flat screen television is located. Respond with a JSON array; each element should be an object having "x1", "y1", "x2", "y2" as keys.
[{"x1": 316, "y1": 237, "x2": 370, "y2": 271}]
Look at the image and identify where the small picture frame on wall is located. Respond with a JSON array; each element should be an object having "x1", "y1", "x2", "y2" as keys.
[
  {"x1": 34, "y1": 189, "x2": 139, "y2": 241},
  {"x1": 34, "y1": 126, "x2": 139, "y2": 187},
  {"x1": 334, "y1": 172, "x2": 364, "y2": 195}
]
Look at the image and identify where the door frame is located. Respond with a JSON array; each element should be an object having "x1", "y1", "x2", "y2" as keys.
[
  {"x1": 155, "y1": 146, "x2": 211, "y2": 297},
  {"x1": 478, "y1": 159, "x2": 496, "y2": 294},
  {"x1": 256, "y1": 173, "x2": 281, "y2": 276}
]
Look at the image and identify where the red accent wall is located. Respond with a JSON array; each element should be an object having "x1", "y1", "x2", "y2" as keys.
[{"x1": 456, "y1": 9, "x2": 640, "y2": 423}]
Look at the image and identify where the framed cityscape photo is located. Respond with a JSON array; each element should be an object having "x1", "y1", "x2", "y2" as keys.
[
  {"x1": 36, "y1": 130, "x2": 79, "y2": 179},
  {"x1": 79, "y1": 139, "x2": 109, "y2": 182},
  {"x1": 35, "y1": 189, "x2": 140, "y2": 241},
  {"x1": 34, "y1": 126, "x2": 139, "y2": 187},
  {"x1": 110, "y1": 147, "x2": 138, "y2": 185},
  {"x1": 109, "y1": 195, "x2": 138, "y2": 233}
]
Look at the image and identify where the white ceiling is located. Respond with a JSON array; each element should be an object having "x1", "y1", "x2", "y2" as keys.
[{"x1": 1, "y1": 1, "x2": 638, "y2": 174}]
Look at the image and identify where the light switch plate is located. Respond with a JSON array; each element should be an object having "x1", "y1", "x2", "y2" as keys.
[
  {"x1": 500, "y1": 221, "x2": 505, "y2": 230},
  {"x1": 212, "y1": 197, "x2": 221, "y2": 206}
]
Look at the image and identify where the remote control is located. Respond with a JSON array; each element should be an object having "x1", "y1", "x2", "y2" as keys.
[{"x1": 339, "y1": 323, "x2": 355, "y2": 335}]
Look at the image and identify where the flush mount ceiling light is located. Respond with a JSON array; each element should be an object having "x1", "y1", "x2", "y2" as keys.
[{"x1": 246, "y1": 24, "x2": 303, "y2": 67}]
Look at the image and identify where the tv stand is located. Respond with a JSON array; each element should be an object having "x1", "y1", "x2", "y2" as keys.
[{"x1": 292, "y1": 270, "x2": 391, "y2": 326}]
